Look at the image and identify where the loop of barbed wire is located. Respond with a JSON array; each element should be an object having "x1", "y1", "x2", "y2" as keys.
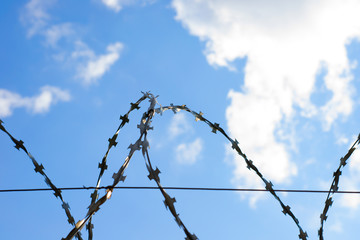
[
  {"x1": 318, "y1": 134, "x2": 360, "y2": 240},
  {"x1": 2, "y1": 91, "x2": 359, "y2": 240},
  {"x1": 0, "y1": 120, "x2": 83, "y2": 240}
]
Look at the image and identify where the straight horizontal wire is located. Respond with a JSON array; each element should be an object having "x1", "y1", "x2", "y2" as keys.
[{"x1": 1, "y1": 186, "x2": 360, "y2": 194}]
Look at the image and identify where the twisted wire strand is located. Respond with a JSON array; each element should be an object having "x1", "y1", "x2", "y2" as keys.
[
  {"x1": 86, "y1": 94, "x2": 147, "y2": 239},
  {"x1": 140, "y1": 110, "x2": 198, "y2": 240},
  {"x1": 318, "y1": 134, "x2": 360, "y2": 240},
  {"x1": 155, "y1": 104, "x2": 308, "y2": 240},
  {"x1": 62, "y1": 93, "x2": 155, "y2": 240},
  {"x1": 62, "y1": 137, "x2": 140, "y2": 240},
  {"x1": 0, "y1": 120, "x2": 83, "y2": 240},
  {"x1": 73, "y1": 93, "x2": 198, "y2": 240}
]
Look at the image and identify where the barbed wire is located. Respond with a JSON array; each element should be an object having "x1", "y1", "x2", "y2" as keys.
[
  {"x1": 0, "y1": 119, "x2": 83, "y2": 240},
  {"x1": 1, "y1": 91, "x2": 359, "y2": 240},
  {"x1": 318, "y1": 134, "x2": 360, "y2": 240}
]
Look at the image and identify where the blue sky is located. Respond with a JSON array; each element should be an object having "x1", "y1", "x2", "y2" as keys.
[{"x1": 1, "y1": 0, "x2": 360, "y2": 239}]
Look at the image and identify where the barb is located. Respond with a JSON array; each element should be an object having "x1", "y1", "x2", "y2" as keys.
[
  {"x1": 86, "y1": 94, "x2": 147, "y2": 239},
  {"x1": 318, "y1": 134, "x2": 360, "y2": 240},
  {"x1": 155, "y1": 105, "x2": 308, "y2": 240},
  {"x1": 0, "y1": 120, "x2": 83, "y2": 240}
]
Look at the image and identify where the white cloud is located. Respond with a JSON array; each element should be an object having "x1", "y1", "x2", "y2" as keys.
[
  {"x1": 176, "y1": 138, "x2": 203, "y2": 165},
  {"x1": 21, "y1": 1, "x2": 124, "y2": 86},
  {"x1": 71, "y1": 41, "x2": 95, "y2": 59},
  {"x1": 340, "y1": 147, "x2": 360, "y2": 209},
  {"x1": 336, "y1": 136, "x2": 350, "y2": 145},
  {"x1": 73, "y1": 42, "x2": 123, "y2": 85},
  {"x1": 100, "y1": 0, "x2": 156, "y2": 12},
  {"x1": 21, "y1": 0, "x2": 55, "y2": 37},
  {"x1": 0, "y1": 86, "x2": 71, "y2": 117},
  {"x1": 101, "y1": 0, "x2": 124, "y2": 12},
  {"x1": 44, "y1": 23, "x2": 74, "y2": 48},
  {"x1": 21, "y1": 0, "x2": 75, "y2": 48},
  {"x1": 172, "y1": 0, "x2": 360, "y2": 204},
  {"x1": 168, "y1": 112, "x2": 192, "y2": 139},
  {"x1": 329, "y1": 220, "x2": 343, "y2": 233}
]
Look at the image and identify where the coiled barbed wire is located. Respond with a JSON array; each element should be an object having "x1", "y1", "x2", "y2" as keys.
[{"x1": 2, "y1": 91, "x2": 359, "y2": 239}]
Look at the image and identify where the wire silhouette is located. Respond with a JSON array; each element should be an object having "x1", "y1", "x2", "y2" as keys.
[{"x1": 1, "y1": 91, "x2": 359, "y2": 240}]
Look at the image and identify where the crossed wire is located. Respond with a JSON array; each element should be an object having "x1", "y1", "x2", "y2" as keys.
[{"x1": 1, "y1": 91, "x2": 359, "y2": 240}]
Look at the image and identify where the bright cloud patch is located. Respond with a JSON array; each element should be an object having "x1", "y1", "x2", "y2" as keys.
[
  {"x1": 172, "y1": 0, "x2": 360, "y2": 204},
  {"x1": 168, "y1": 112, "x2": 192, "y2": 139},
  {"x1": 21, "y1": 0, "x2": 124, "y2": 86},
  {"x1": 21, "y1": 0, "x2": 55, "y2": 37},
  {"x1": 101, "y1": 0, "x2": 124, "y2": 12},
  {"x1": 0, "y1": 86, "x2": 71, "y2": 117},
  {"x1": 21, "y1": 0, "x2": 72, "y2": 47},
  {"x1": 329, "y1": 220, "x2": 343, "y2": 233},
  {"x1": 73, "y1": 42, "x2": 123, "y2": 85},
  {"x1": 100, "y1": 0, "x2": 156, "y2": 12},
  {"x1": 176, "y1": 138, "x2": 203, "y2": 165},
  {"x1": 167, "y1": 112, "x2": 203, "y2": 165},
  {"x1": 340, "y1": 148, "x2": 360, "y2": 209},
  {"x1": 44, "y1": 23, "x2": 73, "y2": 47},
  {"x1": 21, "y1": 0, "x2": 75, "y2": 48}
]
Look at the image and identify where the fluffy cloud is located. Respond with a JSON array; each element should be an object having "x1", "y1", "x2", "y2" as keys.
[
  {"x1": 329, "y1": 220, "x2": 343, "y2": 233},
  {"x1": 101, "y1": 0, "x2": 125, "y2": 12},
  {"x1": 172, "y1": 0, "x2": 360, "y2": 204},
  {"x1": 21, "y1": 0, "x2": 77, "y2": 48},
  {"x1": 21, "y1": 0, "x2": 55, "y2": 37},
  {"x1": 167, "y1": 112, "x2": 203, "y2": 165},
  {"x1": 339, "y1": 147, "x2": 360, "y2": 209},
  {"x1": 168, "y1": 112, "x2": 192, "y2": 139},
  {"x1": 44, "y1": 23, "x2": 74, "y2": 48},
  {"x1": 21, "y1": 0, "x2": 123, "y2": 85},
  {"x1": 21, "y1": 0, "x2": 72, "y2": 48},
  {"x1": 0, "y1": 86, "x2": 71, "y2": 117},
  {"x1": 73, "y1": 42, "x2": 124, "y2": 85},
  {"x1": 176, "y1": 138, "x2": 203, "y2": 165},
  {"x1": 100, "y1": 0, "x2": 155, "y2": 12}
]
